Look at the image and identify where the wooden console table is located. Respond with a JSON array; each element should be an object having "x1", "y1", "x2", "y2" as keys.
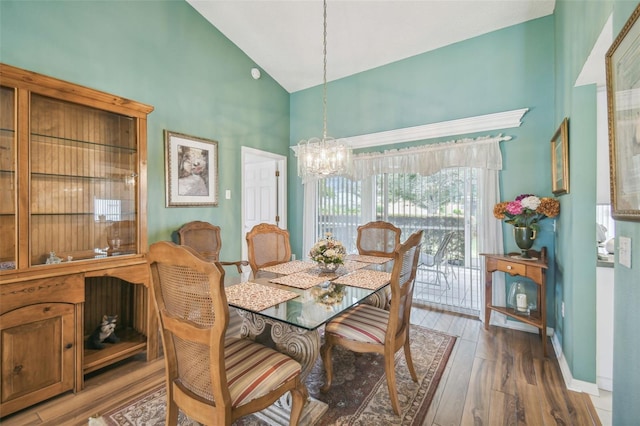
[{"x1": 481, "y1": 247, "x2": 549, "y2": 356}]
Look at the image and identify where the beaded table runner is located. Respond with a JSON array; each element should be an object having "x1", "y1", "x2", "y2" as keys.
[
  {"x1": 259, "y1": 260, "x2": 316, "y2": 275},
  {"x1": 332, "y1": 270, "x2": 392, "y2": 290},
  {"x1": 225, "y1": 281, "x2": 298, "y2": 311},
  {"x1": 345, "y1": 254, "x2": 393, "y2": 264}
]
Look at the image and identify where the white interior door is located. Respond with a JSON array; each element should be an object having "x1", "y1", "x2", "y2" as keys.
[{"x1": 241, "y1": 147, "x2": 287, "y2": 261}]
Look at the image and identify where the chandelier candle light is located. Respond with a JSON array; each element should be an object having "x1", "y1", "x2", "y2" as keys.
[
  {"x1": 295, "y1": 0, "x2": 352, "y2": 181},
  {"x1": 493, "y1": 194, "x2": 560, "y2": 258}
]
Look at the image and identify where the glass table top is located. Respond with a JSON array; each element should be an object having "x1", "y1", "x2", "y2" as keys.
[{"x1": 224, "y1": 262, "x2": 391, "y2": 331}]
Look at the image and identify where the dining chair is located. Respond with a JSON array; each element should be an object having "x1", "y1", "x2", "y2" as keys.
[
  {"x1": 356, "y1": 220, "x2": 402, "y2": 257},
  {"x1": 245, "y1": 223, "x2": 292, "y2": 274},
  {"x1": 418, "y1": 230, "x2": 456, "y2": 288},
  {"x1": 356, "y1": 221, "x2": 402, "y2": 310},
  {"x1": 148, "y1": 241, "x2": 306, "y2": 426},
  {"x1": 177, "y1": 220, "x2": 248, "y2": 273},
  {"x1": 320, "y1": 229, "x2": 423, "y2": 415}
]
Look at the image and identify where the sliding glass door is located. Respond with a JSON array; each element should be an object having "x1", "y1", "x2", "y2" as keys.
[{"x1": 315, "y1": 167, "x2": 482, "y2": 315}]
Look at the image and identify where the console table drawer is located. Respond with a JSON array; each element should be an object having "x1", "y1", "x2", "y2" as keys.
[{"x1": 495, "y1": 260, "x2": 526, "y2": 275}]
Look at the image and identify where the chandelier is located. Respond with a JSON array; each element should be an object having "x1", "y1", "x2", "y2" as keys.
[{"x1": 296, "y1": 0, "x2": 352, "y2": 181}]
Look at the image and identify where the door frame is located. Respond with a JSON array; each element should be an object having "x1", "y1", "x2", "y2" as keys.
[{"x1": 240, "y1": 147, "x2": 287, "y2": 261}]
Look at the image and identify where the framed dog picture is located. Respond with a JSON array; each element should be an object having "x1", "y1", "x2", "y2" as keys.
[{"x1": 164, "y1": 130, "x2": 218, "y2": 207}]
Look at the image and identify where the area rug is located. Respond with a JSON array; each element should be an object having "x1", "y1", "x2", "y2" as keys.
[{"x1": 96, "y1": 325, "x2": 455, "y2": 426}]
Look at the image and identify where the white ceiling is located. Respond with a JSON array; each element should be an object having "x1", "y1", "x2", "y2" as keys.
[{"x1": 187, "y1": 0, "x2": 555, "y2": 93}]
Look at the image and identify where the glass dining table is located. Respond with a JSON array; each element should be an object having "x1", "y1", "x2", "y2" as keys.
[{"x1": 223, "y1": 257, "x2": 393, "y2": 425}]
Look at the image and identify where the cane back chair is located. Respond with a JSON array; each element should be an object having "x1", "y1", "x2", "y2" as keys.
[
  {"x1": 245, "y1": 223, "x2": 292, "y2": 274},
  {"x1": 177, "y1": 220, "x2": 248, "y2": 273},
  {"x1": 320, "y1": 230, "x2": 423, "y2": 415},
  {"x1": 356, "y1": 221, "x2": 402, "y2": 310},
  {"x1": 148, "y1": 241, "x2": 306, "y2": 425}
]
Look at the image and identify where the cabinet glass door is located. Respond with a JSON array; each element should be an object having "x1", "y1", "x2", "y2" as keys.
[
  {"x1": 29, "y1": 94, "x2": 138, "y2": 266},
  {"x1": 0, "y1": 86, "x2": 16, "y2": 270}
]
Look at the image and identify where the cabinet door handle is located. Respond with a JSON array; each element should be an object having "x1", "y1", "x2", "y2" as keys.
[{"x1": 65, "y1": 343, "x2": 73, "y2": 349}]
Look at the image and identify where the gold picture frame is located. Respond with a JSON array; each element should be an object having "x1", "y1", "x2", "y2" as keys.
[
  {"x1": 606, "y1": 4, "x2": 640, "y2": 221},
  {"x1": 164, "y1": 130, "x2": 219, "y2": 207},
  {"x1": 551, "y1": 117, "x2": 569, "y2": 196}
]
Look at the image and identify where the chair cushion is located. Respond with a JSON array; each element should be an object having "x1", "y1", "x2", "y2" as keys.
[
  {"x1": 225, "y1": 337, "x2": 302, "y2": 407},
  {"x1": 325, "y1": 304, "x2": 389, "y2": 344}
]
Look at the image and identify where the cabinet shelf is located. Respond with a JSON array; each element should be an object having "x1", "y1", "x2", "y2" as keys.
[
  {"x1": 83, "y1": 329, "x2": 147, "y2": 374},
  {"x1": 30, "y1": 212, "x2": 135, "y2": 216},
  {"x1": 31, "y1": 132, "x2": 137, "y2": 153},
  {"x1": 487, "y1": 305, "x2": 542, "y2": 328},
  {"x1": 31, "y1": 171, "x2": 136, "y2": 181}
]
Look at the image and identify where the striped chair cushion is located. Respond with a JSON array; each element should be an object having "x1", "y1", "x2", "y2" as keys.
[
  {"x1": 325, "y1": 304, "x2": 390, "y2": 344},
  {"x1": 225, "y1": 337, "x2": 302, "y2": 407}
]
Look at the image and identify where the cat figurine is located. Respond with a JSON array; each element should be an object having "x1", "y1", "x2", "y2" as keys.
[{"x1": 86, "y1": 315, "x2": 120, "y2": 349}]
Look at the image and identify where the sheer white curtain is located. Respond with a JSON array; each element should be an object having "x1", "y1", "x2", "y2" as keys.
[
  {"x1": 348, "y1": 135, "x2": 508, "y2": 181},
  {"x1": 478, "y1": 169, "x2": 506, "y2": 325},
  {"x1": 300, "y1": 134, "x2": 508, "y2": 320}
]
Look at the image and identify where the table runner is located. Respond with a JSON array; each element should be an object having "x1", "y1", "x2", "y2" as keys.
[
  {"x1": 345, "y1": 254, "x2": 393, "y2": 264},
  {"x1": 332, "y1": 269, "x2": 392, "y2": 290},
  {"x1": 225, "y1": 281, "x2": 298, "y2": 311},
  {"x1": 259, "y1": 260, "x2": 316, "y2": 275}
]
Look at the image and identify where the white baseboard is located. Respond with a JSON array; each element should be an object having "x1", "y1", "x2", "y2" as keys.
[{"x1": 551, "y1": 333, "x2": 600, "y2": 396}]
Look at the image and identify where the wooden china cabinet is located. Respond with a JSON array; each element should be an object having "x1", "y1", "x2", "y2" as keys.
[{"x1": 0, "y1": 64, "x2": 158, "y2": 417}]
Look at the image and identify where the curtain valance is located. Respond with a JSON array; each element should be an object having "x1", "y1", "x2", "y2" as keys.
[{"x1": 349, "y1": 134, "x2": 508, "y2": 181}]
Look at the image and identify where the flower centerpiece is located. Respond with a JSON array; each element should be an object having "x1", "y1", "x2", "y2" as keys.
[
  {"x1": 493, "y1": 194, "x2": 560, "y2": 258},
  {"x1": 309, "y1": 232, "x2": 346, "y2": 273}
]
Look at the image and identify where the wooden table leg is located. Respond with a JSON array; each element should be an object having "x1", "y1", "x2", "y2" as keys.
[{"x1": 484, "y1": 270, "x2": 492, "y2": 329}]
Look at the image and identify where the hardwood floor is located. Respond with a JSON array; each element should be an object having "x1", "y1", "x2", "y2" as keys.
[{"x1": 1, "y1": 307, "x2": 601, "y2": 426}]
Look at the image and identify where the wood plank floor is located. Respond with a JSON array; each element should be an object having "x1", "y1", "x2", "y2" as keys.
[{"x1": 1, "y1": 306, "x2": 601, "y2": 426}]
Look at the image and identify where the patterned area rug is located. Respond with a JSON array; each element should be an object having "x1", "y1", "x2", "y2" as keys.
[{"x1": 97, "y1": 325, "x2": 455, "y2": 426}]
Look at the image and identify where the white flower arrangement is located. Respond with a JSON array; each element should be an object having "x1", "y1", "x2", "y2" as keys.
[{"x1": 309, "y1": 232, "x2": 346, "y2": 265}]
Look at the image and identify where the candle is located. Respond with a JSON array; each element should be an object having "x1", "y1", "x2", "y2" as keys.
[{"x1": 516, "y1": 293, "x2": 527, "y2": 312}]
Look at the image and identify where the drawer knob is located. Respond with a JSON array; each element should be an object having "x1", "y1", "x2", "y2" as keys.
[{"x1": 507, "y1": 265, "x2": 512, "y2": 270}]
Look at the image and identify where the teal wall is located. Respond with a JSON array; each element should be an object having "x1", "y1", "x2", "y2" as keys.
[
  {"x1": 553, "y1": 2, "x2": 640, "y2": 424},
  {"x1": 609, "y1": 3, "x2": 640, "y2": 424},
  {"x1": 552, "y1": 0, "x2": 611, "y2": 386},
  {"x1": 0, "y1": 0, "x2": 290, "y2": 264},
  {"x1": 290, "y1": 16, "x2": 556, "y2": 254},
  {"x1": 3, "y1": 0, "x2": 640, "y2": 423},
  {"x1": 290, "y1": 17, "x2": 557, "y2": 322}
]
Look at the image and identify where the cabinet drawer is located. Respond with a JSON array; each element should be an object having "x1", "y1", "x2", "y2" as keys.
[
  {"x1": 495, "y1": 260, "x2": 526, "y2": 276},
  {"x1": 0, "y1": 275, "x2": 84, "y2": 315}
]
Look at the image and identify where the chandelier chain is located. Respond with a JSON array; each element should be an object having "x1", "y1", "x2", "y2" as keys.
[
  {"x1": 322, "y1": 0, "x2": 328, "y2": 140},
  {"x1": 295, "y1": 0, "x2": 352, "y2": 182}
]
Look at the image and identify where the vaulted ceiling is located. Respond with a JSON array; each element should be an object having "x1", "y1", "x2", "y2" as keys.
[{"x1": 187, "y1": 0, "x2": 556, "y2": 93}]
